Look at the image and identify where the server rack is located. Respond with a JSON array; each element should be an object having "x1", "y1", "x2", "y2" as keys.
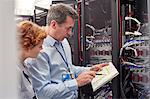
[
  {"x1": 119, "y1": 0, "x2": 150, "y2": 98},
  {"x1": 34, "y1": 6, "x2": 48, "y2": 26},
  {"x1": 80, "y1": 0, "x2": 120, "y2": 98}
]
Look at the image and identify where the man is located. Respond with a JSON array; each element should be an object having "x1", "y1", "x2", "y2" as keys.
[{"x1": 26, "y1": 3, "x2": 107, "y2": 99}]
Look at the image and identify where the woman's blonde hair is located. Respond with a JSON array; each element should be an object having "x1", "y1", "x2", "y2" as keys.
[{"x1": 17, "y1": 20, "x2": 47, "y2": 50}]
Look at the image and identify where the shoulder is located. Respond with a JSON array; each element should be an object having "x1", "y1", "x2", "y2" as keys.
[{"x1": 24, "y1": 58, "x2": 36, "y2": 68}]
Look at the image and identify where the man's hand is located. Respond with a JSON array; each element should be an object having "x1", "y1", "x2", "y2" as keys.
[
  {"x1": 90, "y1": 63, "x2": 109, "y2": 72},
  {"x1": 76, "y1": 71, "x2": 96, "y2": 87}
]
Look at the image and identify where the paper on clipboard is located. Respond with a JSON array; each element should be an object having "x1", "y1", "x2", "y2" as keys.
[{"x1": 91, "y1": 62, "x2": 119, "y2": 92}]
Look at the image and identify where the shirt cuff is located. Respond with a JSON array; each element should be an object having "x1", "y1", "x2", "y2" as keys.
[
  {"x1": 86, "y1": 67, "x2": 91, "y2": 71},
  {"x1": 64, "y1": 79, "x2": 78, "y2": 91}
]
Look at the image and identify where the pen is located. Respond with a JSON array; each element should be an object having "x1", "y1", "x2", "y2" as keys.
[
  {"x1": 96, "y1": 73, "x2": 103, "y2": 75},
  {"x1": 96, "y1": 73, "x2": 107, "y2": 75}
]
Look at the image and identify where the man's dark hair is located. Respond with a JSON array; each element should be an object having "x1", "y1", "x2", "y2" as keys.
[{"x1": 47, "y1": 3, "x2": 78, "y2": 25}]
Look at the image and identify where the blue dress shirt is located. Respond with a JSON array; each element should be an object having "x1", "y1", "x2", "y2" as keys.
[{"x1": 25, "y1": 35, "x2": 90, "y2": 99}]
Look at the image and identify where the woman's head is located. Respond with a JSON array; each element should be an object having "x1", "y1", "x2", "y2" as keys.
[{"x1": 17, "y1": 20, "x2": 47, "y2": 59}]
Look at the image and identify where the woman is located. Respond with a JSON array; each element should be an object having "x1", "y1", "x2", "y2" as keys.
[{"x1": 17, "y1": 20, "x2": 47, "y2": 99}]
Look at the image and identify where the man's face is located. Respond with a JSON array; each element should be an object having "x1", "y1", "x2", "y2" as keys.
[{"x1": 56, "y1": 16, "x2": 75, "y2": 41}]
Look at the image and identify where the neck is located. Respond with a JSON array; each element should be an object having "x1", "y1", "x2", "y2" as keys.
[
  {"x1": 48, "y1": 28, "x2": 63, "y2": 41},
  {"x1": 20, "y1": 52, "x2": 27, "y2": 64}
]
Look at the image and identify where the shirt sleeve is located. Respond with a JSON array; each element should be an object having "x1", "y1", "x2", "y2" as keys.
[
  {"x1": 71, "y1": 64, "x2": 91, "y2": 77},
  {"x1": 25, "y1": 52, "x2": 78, "y2": 98}
]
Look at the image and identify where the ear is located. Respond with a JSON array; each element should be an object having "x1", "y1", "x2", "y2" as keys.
[{"x1": 51, "y1": 20, "x2": 57, "y2": 29}]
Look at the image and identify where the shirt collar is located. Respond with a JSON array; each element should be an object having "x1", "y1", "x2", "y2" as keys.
[{"x1": 43, "y1": 35, "x2": 58, "y2": 47}]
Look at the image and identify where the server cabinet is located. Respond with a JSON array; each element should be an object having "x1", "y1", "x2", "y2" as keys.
[
  {"x1": 80, "y1": 0, "x2": 120, "y2": 99},
  {"x1": 120, "y1": 0, "x2": 150, "y2": 98}
]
